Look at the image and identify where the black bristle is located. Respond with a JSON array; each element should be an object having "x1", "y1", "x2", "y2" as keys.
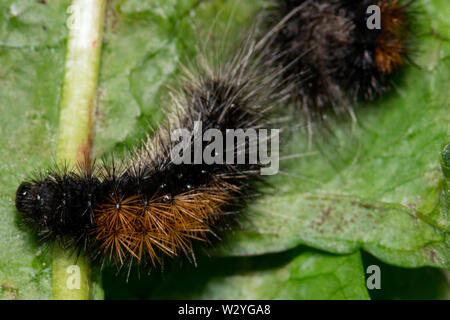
[
  {"x1": 14, "y1": 34, "x2": 281, "y2": 270},
  {"x1": 265, "y1": 0, "x2": 416, "y2": 121}
]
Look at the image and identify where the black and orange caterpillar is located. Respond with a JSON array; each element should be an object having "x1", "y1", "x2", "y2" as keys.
[
  {"x1": 15, "y1": 37, "x2": 282, "y2": 269},
  {"x1": 14, "y1": 0, "x2": 416, "y2": 272}
]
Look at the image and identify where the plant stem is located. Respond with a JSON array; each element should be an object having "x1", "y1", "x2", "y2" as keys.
[{"x1": 53, "y1": 0, "x2": 106, "y2": 300}]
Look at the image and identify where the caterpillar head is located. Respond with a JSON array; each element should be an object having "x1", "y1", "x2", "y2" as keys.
[
  {"x1": 15, "y1": 179, "x2": 60, "y2": 228},
  {"x1": 15, "y1": 174, "x2": 100, "y2": 238}
]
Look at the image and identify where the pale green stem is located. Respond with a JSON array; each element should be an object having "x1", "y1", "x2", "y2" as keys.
[{"x1": 53, "y1": 0, "x2": 106, "y2": 300}]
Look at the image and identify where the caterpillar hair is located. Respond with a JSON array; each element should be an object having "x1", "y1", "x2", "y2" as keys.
[
  {"x1": 15, "y1": 36, "x2": 284, "y2": 272},
  {"x1": 265, "y1": 0, "x2": 416, "y2": 122}
]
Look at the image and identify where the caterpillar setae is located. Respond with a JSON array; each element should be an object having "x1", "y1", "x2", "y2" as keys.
[
  {"x1": 15, "y1": 37, "x2": 283, "y2": 271},
  {"x1": 14, "y1": 0, "x2": 418, "y2": 273},
  {"x1": 265, "y1": 0, "x2": 416, "y2": 122}
]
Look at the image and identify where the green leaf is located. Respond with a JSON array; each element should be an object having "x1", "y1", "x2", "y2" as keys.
[
  {"x1": 94, "y1": 0, "x2": 264, "y2": 155},
  {"x1": 0, "y1": 0, "x2": 266, "y2": 300},
  {"x1": 362, "y1": 252, "x2": 450, "y2": 300},
  {"x1": 213, "y1": 1, "x2": 450, "y2": 269},
  {"x1": 188, "y1": 251, "x2": 370, "y2": 300},
  {"x1": 1, "y1": 0, "x2": 448, "y2": 300},
  {"x1": 103, "y1": 249, "x2": 370, "y2": 300},
  {"x1": 0, "y1": 0, "x2": 70, "y2": 299}
]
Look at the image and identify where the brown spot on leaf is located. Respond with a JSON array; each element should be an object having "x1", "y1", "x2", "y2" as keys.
[
  {"x1": 351, "y1": 200, "x2": 378, "y2": 210},
  {"x1": 430, "y1": 249, "x2": 436, "y2": 262},
  {"x1": 1, "y1": 283, "x2": 17, "y2": 300},
  {"x1": 322, "y1": 207, "x2": 332, "y2": 217},
  {"x1": 105, "y1": 2, "x2": 119, "y2": 33}
]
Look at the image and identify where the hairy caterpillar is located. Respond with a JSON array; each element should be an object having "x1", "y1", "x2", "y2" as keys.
[
  {"x1": 265, "y1": 0, "x2": 416, "y2": 121},
  {"x1": 15, "y1": 37, "x2": 283, "y2": 271},
  {"x1": 14, "y1": 0, "x2": 418, "y2": 274}
]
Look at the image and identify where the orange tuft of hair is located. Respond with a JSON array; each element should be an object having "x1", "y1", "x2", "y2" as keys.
[
  {"x1": 375, "y1": 0, "x2": 409, "y2": 74},
  {"x1": 92, "y1": 183, "x2": 235, "y2": 266}
]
